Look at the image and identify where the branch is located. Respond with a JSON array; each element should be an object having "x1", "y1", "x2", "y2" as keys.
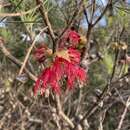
[
  {"x1": 90, "y1": 0, "x2": 96, "y2": 24},
  {"x1": 0, "y1": 0, "x2": 24, "y2": 23},
  {"x1": 92, "y1": 0, "x2": 112, "y2": 27},
  {"x1": 0, "y1": 5, "x2": 40, "y2": 17},
  {"x1": 57, "y1": 0, "x2": 83, "y2": 40},
  {"x1": 0, "y1": 2, "x2": 11, "y2": 7},
  {"x1": 0, "y1": 37, "x2": 37, "y2": 81},
  {"x1": 116, "y1": 96, "x2": 130, "y2": 130},
  {"x1": 73, "y1": 72, "x2": 130, "y2": 130},
  {"x1": 55, "y1": 95, "x2": 74, "y2": 129},
  {"x1": 81, "y1": 0, "x2": 112, "y2": 68},
  {"x1": 18, "y1": 27, "x2": 48, "y2": 76},
  {"x1": 36, "y1": 0, "x2": 56, "y2": 52},
  {"x1": 83, "y1": 4, "x2": 90, "y2": 25}
]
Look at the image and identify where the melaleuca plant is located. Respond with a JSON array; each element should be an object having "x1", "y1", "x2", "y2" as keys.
[{"x1": 34, "y1": 28, "x2": 88, "y2": 95}]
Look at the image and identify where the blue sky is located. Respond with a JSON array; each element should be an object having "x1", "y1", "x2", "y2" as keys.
[
  {"x1": 81, "y1": 0, "x2": 107, "y2": 28},
  {"x1": 81, "y1": 0, "x2": 130, "y2": 28}
]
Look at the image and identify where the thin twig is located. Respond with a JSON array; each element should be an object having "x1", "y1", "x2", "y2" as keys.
[
  {"x1": 0, "y1": 37, "x2": 37, "y2": 81},
  {"x1": 81, "y1": 0, "x2": 112, "y2": 63},
  {"x1": 72, "y1": 72, "x2": 130, "y2": 130},
  {"x1": 116, "y1": 96, "x2": 130, "y2": 130},
  {"x1": 92, "y1": 0, "x2": 112, "y2": 27},
  {"x1": 55, "y1": 95, "x2": 74, "y2": 129},
  {"x1": 57, "y1": 1, "x2": 83, "y2": 41},
  {"x1": 0, "y1": 3, "x2": 11, "y2": 7},
  {"x1": 83, "y1": 4, "x2": 90, "y2": 25},
  {"x1": 115, "y1": 88, "x2": 130, "y2": 111},
  {"x1": 0, "y1": 5, "x2": 40, "y2": 17},
  {"x1": 18, "y1": 27, "x2": 48, "y2": 76},
  {"x1": 0, "y1": 0, "x2": 24, "y2": 23},
  {"x1": 3, "y1": 21, "x2": 42, "y2": 23},
  {"x1": 90, "y1": 0, "x2": 96, "y2": 24},
  {"x1": 36, "y1": 0, "x2": 56, "y2": 52}
]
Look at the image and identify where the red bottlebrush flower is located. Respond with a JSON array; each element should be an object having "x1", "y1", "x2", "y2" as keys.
[
  {"x1": 65, "y1": 62, "x2": 76, "y2": 89},
  {"x1": 34, "y1": 45, "x2": 52, "y2": 63},
  {"x1": 68, "y1": 48, "x2": 81, "y2": 64},
  {"x1": 76, "y1": 67, "x2": 86, "y2": 81},
  {"x1": 55, "y1": 48, "x2": 81, "y2": 64},
  {"x1": 64, "y1": 61, "x2": 86, "y2": 89},
  {"x1": 68, "y1": 30, "x2": 80, "y2": 46},
  {"x1": 34, "y1": 57, "x2": 64, "y2": 95},
  {"x1": 59, "y1": 29, "x2": 80, "y2": 48},
  {"x1": 34, "y1": 55, "x2": 87, "y2": 95},
  {"x1": 34, "y1": 46, "x2": 46, "y2": 62},
  {"x1": 34, "y1": 42, "x2": 87, "y2": 95},
  {"x1": 34, "y1": 68, "x2": 51, "y2": 95}
]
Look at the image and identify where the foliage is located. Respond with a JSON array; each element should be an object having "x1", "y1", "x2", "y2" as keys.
[{"x1": 0, "y1": 0, "x2": 130, "y2": 130}]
